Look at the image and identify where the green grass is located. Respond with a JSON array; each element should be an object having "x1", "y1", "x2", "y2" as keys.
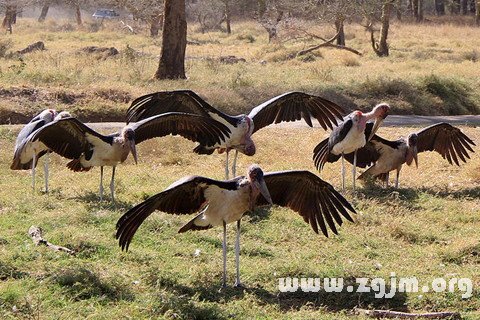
[{"x1": 0, "y1": 125, "x2": 479, "y2": 319}]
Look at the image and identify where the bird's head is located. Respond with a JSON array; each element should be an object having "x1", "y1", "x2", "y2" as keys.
[
  {"x1": 367, "y1": 103, "x2": 390, "y2": 141},
  {"x1": 54, "y1": 111, "x2": 72, "y2": 120},
  {"x1": 248, "y1": 164, "x2": 272, "y2": 205},
  {"x1": 37, "y1": 109, "x2": 57, "y2": 122},
  {"x1": 406, "y1": 133, "x2": 418, "y2": 168},
  {"x1": 122, "y1": 127, "x2": 138, "y2": 164}
]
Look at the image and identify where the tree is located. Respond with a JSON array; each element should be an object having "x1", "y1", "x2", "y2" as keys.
[
  {"x1": 476, "y1": 0, "x2": 480, "y2": 25},
  {"x1": 154, "y1": 0, "x2": 187, "y2": 79},
  {"x1": 435, "y1": 0, "x2": 445, "y2": 15},
  {"x1": 114, "y1": 0, "x2": 164, "y2": 37},
  {"x1": 367, "y1": 0, "x2": 394, "y2": 57},
  {"x1": 38, "y1": 0, "x2": 51, "y2": 22}
]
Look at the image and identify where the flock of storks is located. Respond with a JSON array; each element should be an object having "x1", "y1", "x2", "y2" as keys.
[{"x1": 11, "y1": 90, "x2": 476, "y2": 287}]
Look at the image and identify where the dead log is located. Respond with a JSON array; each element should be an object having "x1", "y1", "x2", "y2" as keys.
[
  {"x1": 355, "y1": 308, "x2": 461, "y2": 319},
  {"x1": 28, "y1": 226, "x2": 75, "y2": 255},
  {"x1": 16, "y1": 41, "x2": 45, "y2": 55}
]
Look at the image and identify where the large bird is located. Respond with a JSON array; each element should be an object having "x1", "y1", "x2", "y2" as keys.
[
  {"x1": 126, "y1": 90, "x2": 346, "y2": 178},
  {"x1": 329, "y1": 122, "x2": 475, "y2": 188},
  {"x1": 116, "y1": 164, "x2": 356, "y2": 288},
  {"x1": 27, "y1": 112, "x2": 231, "y2": 203},
  {"x1": 11, "y1": 109, "x2": 71, "y2": 192},
  {"x1": 313, "y1": 103, "x2": 390, "y2": 191}
]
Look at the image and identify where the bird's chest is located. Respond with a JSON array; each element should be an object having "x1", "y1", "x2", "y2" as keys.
[
  {"x1": 332, "y1": 128, "x2": 366, "y2": 155},
  {"x1": 84, "y1": 142, "x2": 129, "y2": 166},
  {"x1": 204, "y1": 185, "x2": 251, "y2": 226}
]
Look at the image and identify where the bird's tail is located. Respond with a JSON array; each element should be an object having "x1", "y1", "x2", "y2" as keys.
[
  {"x1": 313, "y1": 138, "x2": 340, "y2": 172},
  {"x1": 193, "y1": 144, "x2": 215, "y2": 155},
  {"x1": 10, "y1": 150, "x2": 48, "y2": 170},
  {"x1": 178, "y1": 211, "x2": 212, "y2": 233},
  {"x1": 66, "y1": 159, "x2": 91, "y2": 172}
]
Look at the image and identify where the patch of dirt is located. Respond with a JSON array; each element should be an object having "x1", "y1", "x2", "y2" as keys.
[{"x1": 0, "y1": 86, "x2": 132, "y2": 124}]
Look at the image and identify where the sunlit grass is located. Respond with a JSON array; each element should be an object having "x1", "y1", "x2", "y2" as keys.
[{"x1": 0, "y1": 124, "x2": 479, "y2": 318}]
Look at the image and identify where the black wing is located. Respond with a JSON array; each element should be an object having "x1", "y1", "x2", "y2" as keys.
[
  {"x1": 126, "y1": 90, "x2": 235, "y2": 125},
  {"x1": 415, "y1": 123, "x2": 475, "y2": 165},
  {"x1": 116, "y1": 176, "x2": 238, "y2": 251},
  {"x1": 249, "y1": 92, "x2": 345, "y2": 133},
  {"x1": 129, "y1": 112, "x2": 230, "y2": 146},
  {"x1": 28, "y1": 117, "x2": 110, "y2": 159},
  {"x1": 257, "y1": 171, "x2": 356, "y2": 237}
]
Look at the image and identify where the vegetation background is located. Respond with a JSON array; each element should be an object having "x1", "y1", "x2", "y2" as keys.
[{"x1": 0, "y1": 0, "x2": 479, "y2": 319}]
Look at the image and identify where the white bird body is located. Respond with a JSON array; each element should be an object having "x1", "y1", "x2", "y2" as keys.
[
  {"x1": 361, "y1": 141, "x2": 408, "y2": 177},
  {"x1": 79, "y1": 133, "x2": 130, "y2": 168},
  {"x1": 196, "y1": 180, "x2": 251, "y2": 227},
  {"x1": 17, "y1": 140, "x2": 49, "y2": 165},
  {"x1": 331, "y1": 125, "x2": 366, "y2": 155}
]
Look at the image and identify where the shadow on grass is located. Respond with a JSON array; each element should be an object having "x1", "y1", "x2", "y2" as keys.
[
  {"x1": 69, "y1": 191, "x2": 133, "y2": 211},
  {"x1": 357, "y1": 184, "x2": 480, "y2": 202},
  {"x1": 147, "y1": 272, "x2": 408, "y2": 316},
  {"x1": 248, "y1": 206, "x2": 271, "y2": 223}
]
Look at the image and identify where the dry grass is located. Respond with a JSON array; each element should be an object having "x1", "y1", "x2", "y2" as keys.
[
  {"x1": 1, "y1": 19, "x2": 480, "y2": 124},
  {"x1": 0, "y1": 123, "x2": 479, "y2": 319}
]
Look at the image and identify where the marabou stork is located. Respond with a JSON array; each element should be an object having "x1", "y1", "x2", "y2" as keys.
[
  {"x1": 116, "y1": 164, "x2": 356, "y2": 288},
  {"x1": 313, "y1": 103, "x2": 390, "y2": 191},
  {"x1": 125, "y1": 90, "x2": 346, "y2": 178},
  {"x1": 11, "y1": 109, "x2": 71, "y2": 192},
  {"x1": 327, "y1": 122, "x2": 475, "y2": 188},
  {"x1": 27, "y1": 112, "x2": 231, "y2": 203}
]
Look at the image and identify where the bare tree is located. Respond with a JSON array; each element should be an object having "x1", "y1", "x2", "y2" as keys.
[
  {"x1": 154, "y1": 0, "x2": 187, "y2": 79},
  {"x1": 476, "y1": 0, "x2": 480, "y2": 25},
  {"x1": 366, "y1": 0, "x2": 394, "y2": 57},
  {"x1": 435, "y1": 0, "x2": 446, "y2": 15},
  {"x1": 114, "y1": 0, "x2": 164, "y2": 37},
  {"x1": 2, "y1": 4, "x2": 16, "y2": 34},
  {"x1": 38, "y1": 0, "x2": 51, "y2": 22}
]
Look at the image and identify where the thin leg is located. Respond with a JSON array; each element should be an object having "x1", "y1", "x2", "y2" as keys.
[
  {"x1": 385, "y1": 172, "x2": 390, "y2": 188},
  {"x1": 225, "y1": 151, "x2": 230, "y2": 179},
  {"x1": 231, "y1": 150, "x2": 238, "y2": 178},
  {"x1": 110, "y1": 166, "x2": 116, "y2": 204},
  {"x1": 31, "y1": 153, "x2": 37, "y2": 193},
  {"x1": 99, "y1": 166, "x2": 104, "y2": 201},
  {"x1": 352, "y1": 150, "x2": 357, "y2": 191},
  {"x1": 234, "y1": 220, "x2": 242, "y2": 287},
  {"x1": 341, "y1": 154, "x2": 345, "y2": 192},
  {"x1": 395, "y1": 169, "x2": 400, "y2": 188},
  {"x1": 44, "y1": 153, "x2": 49, "y2": 193},
  {"x1": 222, "y1": 221, "x2": 227, "y2": 288}
]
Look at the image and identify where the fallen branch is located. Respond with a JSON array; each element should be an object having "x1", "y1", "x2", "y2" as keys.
[
  {"x1": 28, "y1": 226, "x2": 75, "y2": 255},
  {"x1": 355, "y1": 308, "x2": 461, "y2": 319},
  {"x1": 16, "y1": 41, "x2": 45, "y2": 55},
  {"x1": 296, "y1": 42, "x2": 362, "y2": 57}
]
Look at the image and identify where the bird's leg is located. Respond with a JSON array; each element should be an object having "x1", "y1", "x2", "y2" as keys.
[
  {"x1": 31, "y1": 152, "x2": 37, "y2": 193},
  {"x1": 222, "y1": 220, "x2": 227, "y2": 288},
  {"x1": 385, "y1": 172, "x2": 390, "y2": 188},
  {"x1": 43, "y1": 153, "x2": 49, "y2": 193},
  {"x1": 231, "y1": 150, "x2": 238, "y2": 178},
  {"x1": 341, "y1": 154, "x2": 345, "y2": 192},
  {"x1": 352, "y1": 150, "x2": 357, "y2": 192},
  {"x1": 234, "y1": 220, "x2": 242, "y2": 288},
  {"x1": 99, "y1": 166, "x2": 104, "y2": 201},
  {"x1": 110, "y1": 166, "x2": 116, "y2": 205},
  {"x1": 225, "y1": 150, "x2": 230, "y2": 179},
  {"x1": 395, "y1": 168, "x2": 400, "y2": 188}
]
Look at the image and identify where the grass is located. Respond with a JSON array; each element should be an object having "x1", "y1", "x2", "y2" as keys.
[
  {"x1": 1, "y1": 18, "x2": 480, "y2": 123},
  {"x1": 0, "y1": 124, "x2": 479, "y2": 319}
]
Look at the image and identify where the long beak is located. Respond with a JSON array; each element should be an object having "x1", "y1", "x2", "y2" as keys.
[
  {"x1": 368, "y1": 118, "x2": 384, "y2": 141},
  {"x1": 256, "y1": 179, "x2": 273, "y2": 205},
  {"x1": 413, "y1": 146, "x2": 418, "y2": 168},
  {"x1": 130, "y1": 140, "x2": 138, "y2": 164}
]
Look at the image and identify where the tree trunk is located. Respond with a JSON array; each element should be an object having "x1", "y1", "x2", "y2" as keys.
[
  {"x1": 435, "y1": 0, "x2": 445, "y2": 15},
  {"x1": 412, "y1": 0, "x2": 419, "y2": 19},
  {"x1": 451, "y1": 0, "x2": 460, "y2": 14},
  {"x1": 373, "y1": 1, "x2": 393, "y2": 57},
  {"x1": 461, "y1": 0, "x2": 468, "y2": 14},
  {"x1": 75, "y1": 5, "x2": 82, "y2": 25},
  {"x1": 2, "y1": 5, "x2": 16, "y2": 34},
  {"x1": 476, "y1": 0, "x2": 480, "y2": 25},
  {"x1": 225, "y1": 0, "x2": 231, "y2": 34},
  {"x1": 38, "y1": 2, "x2": 50, "y2": 22},
  {"x1": 335, "y1": 17, "x2": 345, "y2": 46},
  {"x1": 154, "y1": 0, "x2": 187, "y2": 80},
  {"x1": 417, "y1": 0, "x2": 424, "y2": 21},
  {"x1": 407, "y1": 0, "x2": 413, "y2": 16},
  {"x1": 150, "y1": 13, "x2": 162, "y2": 37}
]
